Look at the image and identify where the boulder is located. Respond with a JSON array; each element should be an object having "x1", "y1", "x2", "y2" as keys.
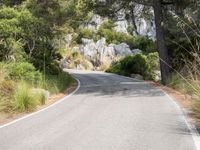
[
  {"x1": 83, "y1": 14, "x2": 105, "y2": 30},
  {"x1": 131, "y1": 74, "x2": 143, "y2": 80},
  {"x1": 132, "y1": 49, "x2": 143, "y2": 55},
  {"x1": 154, "y1": 70, "x2": 161, "y2": 81},
  {"x1": 60, "y1": 58, "x2": 69, "y2": 69},
  {"x1": 114, "y1": 20, "x2": 129, "y2": 34},
  {"x1": 114, "y1": 43, "x2": 132, "y2": 56},
  {"x1": 80, "y1": 38, "x2": 97, "y2": 60},
  {"x1": 96, "y1": 38, "x2": 106, "y2": 59},
  {"x1": 104, "y1": 44, "x2": 116, "y2": 58},
  {"x1": 32, "y1": 88, "x2": 50, "y2": 103}
]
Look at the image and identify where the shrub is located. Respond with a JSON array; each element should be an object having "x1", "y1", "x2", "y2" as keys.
[
  {"x1": 127, "y1": 25, "x2": 135, "y2": 35},
  {"x1": 106, "y1": 53, "x2": 159, "y2": 80},
  {"x1": 76, "y1": 28, "x2": 95, "y2": 43},
  {"x1": 147, "y1": 52, "x2": 160, "y2": 71},
  {"x1": 133, "y1": 36, "x2": 156, "y2": 54},
  {"x1": 72, "y1": 51, "x2": 80, "y2": 59},
  {"x1": 99, "y1": 20, "x2": 116, "y2": 30},
  {"x1": 106, "y1": 62, "x2": 125, "y2": 75},
  {"x1": 12, "y1": 82, "x2": 39, "y2": 112},
  {"x1": 4, "y1": 62, "x2": 42, "y2": 83},
  {"x1": 120, "y1": 54, "x2": 149, "y2": 76}
]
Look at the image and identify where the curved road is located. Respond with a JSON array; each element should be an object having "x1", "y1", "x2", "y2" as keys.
[{"x1": 0, "y1": 69, "x2": 199, "y2": 150}]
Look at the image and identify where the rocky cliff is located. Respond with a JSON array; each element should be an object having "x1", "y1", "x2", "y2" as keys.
[{"x1": 61, "y1": 4, "x2": 155, "y2": 70}]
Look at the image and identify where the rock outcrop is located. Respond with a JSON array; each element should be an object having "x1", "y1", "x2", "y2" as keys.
[
  {"x1": 81, "y1": 4, "x2": 156, "y2": 39},
  {"x1": 74, "y1": 38, "x2": 142, "y2": 67}
]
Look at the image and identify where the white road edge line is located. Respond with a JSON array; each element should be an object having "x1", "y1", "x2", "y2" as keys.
[
  {"x1": 111, "y1": 73, "x2": 200, "y2": 150},
  {"x1": 162, "y1": 90, "x2": 200, "y2": 150},
  {"x1": 0, "y1": 77, "x2": 81, "y2": 129}
]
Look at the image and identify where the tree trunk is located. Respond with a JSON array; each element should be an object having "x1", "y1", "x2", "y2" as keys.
[{"x1": 153, "y1": 0, "x2": 170, "y2": 85}]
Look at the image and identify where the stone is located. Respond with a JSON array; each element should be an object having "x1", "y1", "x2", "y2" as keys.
[
  {"x1": 72, "y1": 46, "x2": 80, "y2": 52},
  {"x1": 114, "y1": 20, "x2": 129, "y2": 34},
  {"x1": 114, "y1": 43, "x2": 132, "y2": 56},
  {"x1": 83, "y1": 14, "x2": 105, "y2": 30},
  {"x1": 132, "y1": 49, "x2": 143, "y2": 55},
  {"x1": 65, "y1": 34, "x2": 73, "y2": 45},
  {"x1": 154, "y1": 70, "x2": 161, "y2": 81},
  {"x1": 32, "y1": 88, "x2": 50, "y2": 101},
  {"x1": 60, "y1": 58, "x2": 69, "y2": 69},
  {"x1": 96, "y1": 38, "x2": 106, "y2": 62},
  {"x1": 80, "y1": 38, "x2": 97, "y2": 60},
  {"x1": 131, "y1": 74, "x2": 144, "y2": 80},
  {"x1": 104, "y1": 44, "x2": 116, "y2": 58}
]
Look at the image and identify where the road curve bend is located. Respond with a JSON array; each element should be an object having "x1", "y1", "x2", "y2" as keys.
[{"x1": 0, "y1": 69, "x2": 199, "y2": 150}]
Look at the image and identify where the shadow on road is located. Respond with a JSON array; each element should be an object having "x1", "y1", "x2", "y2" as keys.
[{"x1": 72, "y1": 72, "x2": 165, "y2": 98}]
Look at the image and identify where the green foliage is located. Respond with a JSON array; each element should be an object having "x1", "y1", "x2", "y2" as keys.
[
  {"x1": 12, "y1": 82, "x2": 39, "y2": 112},
  {"x1": 106, "y1": 53, "x2": 160, "y2": 80},
  {"x1": 97, "y1": 24, "x2": 156, "y2": 52},
  {"x1": 0, "y1": 61, "x2": 75, "y2": 113},
  {"x1": 147, "y1": 52, "x2": 160, "y2": 70},
  {"x1": 72, "y1": 51, "x2": 80, "y2": 59},
  {"x1": 106, "y1": 62, "x2": 126, "y2": 75},
  {"x1": 43, "y1": 71, "x2": 75, "y2": 94},
  {"x1": 1, "y1": 62, "x2": 42, "y2": 83},
  {"x1": 133, "y1": 36, "x2": 156, "y2": 54},
  {"x1": 76, "y1": 28, "x2": 95, "y2": 43},
  {"x1": 127, "y1": 25, "x2": 135, "y2": 35},
  {"x1": 120, "y1": 54, "x2": 149, "y2": 76},
  {"x1": 99, "y1": 20, "x2": 116, "y2": 30}
]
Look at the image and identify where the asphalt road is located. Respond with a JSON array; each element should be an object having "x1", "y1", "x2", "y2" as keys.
[{"x1": 0, "y1": 69, "x2": 199, "y2": 150}]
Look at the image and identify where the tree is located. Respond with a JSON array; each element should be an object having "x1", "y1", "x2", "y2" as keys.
[{"x1": 95, "y1": 0, "x2": 191, "y2": 84}]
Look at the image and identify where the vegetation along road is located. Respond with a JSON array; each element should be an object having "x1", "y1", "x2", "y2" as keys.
[{"x1": 0, "y1": 69, "x2": 199, "y2": 150}]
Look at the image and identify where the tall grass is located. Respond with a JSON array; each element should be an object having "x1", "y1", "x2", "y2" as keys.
[
  {"x1": 166, "y1": 14, "x2": 200, "y2": 120},
  {"x1": 12, "y1": 82, "x2": 39, "y2": 112},
  {"x1": 42, "y1": 71, "x2": 75, "y2": 94},
  {"x1": 0, "y1": 60, "x2": 75, "y2": 113}
]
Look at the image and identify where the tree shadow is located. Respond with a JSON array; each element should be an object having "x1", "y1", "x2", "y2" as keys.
[{"x1": 71, "y1": 72, "x2": 165, "y2": 98}]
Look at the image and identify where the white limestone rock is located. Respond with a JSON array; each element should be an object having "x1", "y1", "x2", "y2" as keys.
[
  {"x1": 114, "y1": 43, "x2": 133, "y2": 56},
  {"x1": 132, "y1": 49, "x2": 143, "y2": 55}
]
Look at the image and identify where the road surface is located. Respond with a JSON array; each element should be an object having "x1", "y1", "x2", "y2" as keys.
[{"x1": 0, "y1": 70, "x2": 198, "y2": 150}]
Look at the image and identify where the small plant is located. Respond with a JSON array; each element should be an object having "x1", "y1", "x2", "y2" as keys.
[
  {"x1": 76, "y1": 28, "x2": 95, "y2": 43},
  {"x1": 127, "y1": 25, "x2": 135, "y2": 35}
]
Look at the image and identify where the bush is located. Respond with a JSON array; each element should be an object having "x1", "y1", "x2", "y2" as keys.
[
  {"x1": 99, "y1": 20, "x2": 116, "y2": 30},
  {"x1": 147, "y1": 52, "x2": 160, "y2": 71},
  {"x1": 106, "y1": 62, "x2": 125, "y2": 75},
  {"x1": 120, "y1": 54, "x2": 149, "y2": 76},
  {"x1": 133, "y1": 36, "x2": 156, "y2": 54},
  {"x1": 3, "y1": 62, "x2": 42, "y2": 83},
  {"x1": 106, "y1": 53, "x2": 159, "y2": 80}
]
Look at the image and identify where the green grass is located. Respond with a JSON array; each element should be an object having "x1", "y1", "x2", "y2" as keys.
[
  {"x1": 12, "y1": 82, "x2": 39, "y2": 112},
  {"x1": 0, "y1": 62, "x2": 75, "y2": 113},
  {"x1": 42, "y1": 71, "x2": 75, "y2": 94}
]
